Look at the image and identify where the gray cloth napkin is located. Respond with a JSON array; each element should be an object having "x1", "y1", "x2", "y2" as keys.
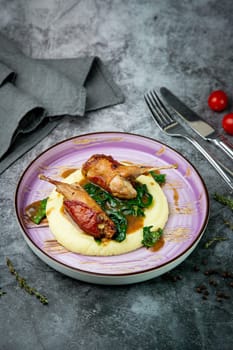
[{"x1": 0, "y1": 34, "x2": 124, "y2": 174}]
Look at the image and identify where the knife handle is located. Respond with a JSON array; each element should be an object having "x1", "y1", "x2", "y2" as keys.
[
  {"x1": 188, "y1": 138, "x2": 233, "y2": 191},
  {"x1": 210, "y1": 138, "x2": 233, "y2": 161}
]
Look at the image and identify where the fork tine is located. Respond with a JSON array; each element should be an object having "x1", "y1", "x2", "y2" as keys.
[
  {"x1": 144, "y1": 92, "x2": 156, "y2": 117},
  {"x1": 150, "y1": 90, "x2": 175, "y2": 124},
  {"x1": 145, "y1": 90, "x2": 176, "y2": 130},
  {"x1": 144, "y1": 92, "x2": 165, "y2": 129}
]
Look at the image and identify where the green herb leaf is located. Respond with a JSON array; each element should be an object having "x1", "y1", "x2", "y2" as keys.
[
  {"x1": 214, "y1": 193, "x2": 233, "y2": 211},
  {"x1": 6, "y1": 258, "x2": 48, "y2": 305},
  {"x1": 30, "y1": 198, "x2": 48, "y2": 224},
  {"x1": 94, "y1": 238, "x2": 102, "y2": 245},
  {"x1": 109, "y1": 211, "x2": 127, "y2": 242},
  {"x1": 142, "y1": 226, "x2": 163, "y2": 248},
  {"x1": 150, "y1": 171, "x2": 166, "y2": 185},
  {"x1": 130, "y1": 183, "x2": 153, "y2": 209}
]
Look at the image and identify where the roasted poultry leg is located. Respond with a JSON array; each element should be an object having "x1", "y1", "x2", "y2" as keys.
[
  {"x1": 82, "y1": 154, "x2": 176, "y2": 199},
  {"x1": 39, "y1": 175, "x2": 116, "y2": 239}
]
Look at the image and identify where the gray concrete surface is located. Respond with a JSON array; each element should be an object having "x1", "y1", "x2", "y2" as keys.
[{"x1": 0, "y1": 1, "x2": 233, "y2": 349}]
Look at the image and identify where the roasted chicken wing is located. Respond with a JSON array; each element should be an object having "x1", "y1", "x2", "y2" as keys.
[
  {"x1": 82, "y1": 154, "x2": 176, "y2": 199},
  {"x1": 39, "y1": 175, "x2": 116, "y2": 239}
]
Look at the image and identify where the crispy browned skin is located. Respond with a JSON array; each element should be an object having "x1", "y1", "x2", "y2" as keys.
[
  {"x1": 82, "y1": 154, "x2": 176, "y2": 199},
  {"x1": 39, "y1": 175, "x2": 116, "y2": 239}
]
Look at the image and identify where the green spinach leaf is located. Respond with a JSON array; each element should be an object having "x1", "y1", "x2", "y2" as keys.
[
  {"x1": 142, "y1": 226, "x2": 163, "y2": 248},
  {"x1": 150, "y1": 171, "x2": 166, "y2": 185},
  {"x1": 30, "y1": 198, "x2": 48, "y2": 225},
  {"x1": 84, "y1": 182, "x2": 153, "y2": 242}
]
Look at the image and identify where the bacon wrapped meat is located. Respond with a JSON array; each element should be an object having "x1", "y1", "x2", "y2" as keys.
[{"x1": 39, "y1": 175, "x2": 116, "y2": 239}]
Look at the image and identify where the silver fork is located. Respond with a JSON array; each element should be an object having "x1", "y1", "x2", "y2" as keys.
[{"x1": 144, "y1": 90, "x2": 233, "y2": 191}]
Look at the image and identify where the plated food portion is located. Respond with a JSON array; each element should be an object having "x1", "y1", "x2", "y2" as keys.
[
  {"x1": 16, "y1": 132, "x2": 209, "y2": 283},
  {"x1": 26, "y1": 154, "x2": 175, "y2": 256}
]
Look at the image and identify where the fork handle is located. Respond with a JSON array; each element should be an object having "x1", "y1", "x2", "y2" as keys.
[{"x1": 187, "y1": 137, "x2": 233, "y2": 191}]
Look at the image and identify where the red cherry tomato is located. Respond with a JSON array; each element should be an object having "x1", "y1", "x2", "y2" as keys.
[
  {"x1": 222, "y1": 113, "x2": 233, "y2": 135},
  {"x1": 208, "y1": 90, "x2": 228, "y2": 112}
]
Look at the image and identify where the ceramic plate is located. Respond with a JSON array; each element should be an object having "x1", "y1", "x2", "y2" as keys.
[{"x1": 15, "y1": 132, "x2": 209, "y2": 285}]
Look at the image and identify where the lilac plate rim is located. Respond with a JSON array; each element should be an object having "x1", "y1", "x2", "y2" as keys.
[{"x1": 15, "y1": 131, "x2": 210, "y2": 277}]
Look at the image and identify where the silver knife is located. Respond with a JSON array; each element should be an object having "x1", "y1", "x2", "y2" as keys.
[{"x1": 160, "y1": 87, "x2": 233, "y2": 161}]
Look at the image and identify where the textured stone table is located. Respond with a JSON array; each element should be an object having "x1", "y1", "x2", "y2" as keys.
[{"x1": 0, "y1": 1, "x2": 233, "y2": 349}]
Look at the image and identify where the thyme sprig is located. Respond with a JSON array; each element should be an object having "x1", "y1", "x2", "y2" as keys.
[
  {"x1": 224, "y1": 220, "x2": 233, "y2": 231},
  {"x1": 6, "y1": 258, "x2": 48, "y2": 305},
  {"x1": 214, "y1": 193, "x2": 233, "y2": 211},
  {"x1": 204, "y1": 237, "x2": 228, "y2": 249}
]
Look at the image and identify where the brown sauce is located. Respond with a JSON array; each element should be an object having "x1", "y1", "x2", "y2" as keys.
[
  {"x1": 25, "y1": 200, "x2": 48, "y2": 225},
  {"x1": 25, "y1": 200, "x2": 42, "y2": 218},
  {"x1": 60, "y1": 168, "x2": 78, "y2": 178},
  {"x1": 173, "y1": 187, "x2": 179, "y2": 208},
  {"x1": 59, "y1": 205, "x2": 65, "y2": 215},
  {"x1": 79, "y1": 178, "x2": 90, "y2": 187},
  {"x1": 185, "y1": 166, "x2": 192, "y2": 177},
  {"x1": 151, "y1": 237, "x2": 165, "y2": 251},
  {"x1": 46, "y1": 207, "x2": 54, "y2": 216},
  {"x1": 156, "y1": 146, "x2": 166, "y2": 155},
  {"x1": 40, "y1": 217, "x2": 48, "y2": 225},
  {"x1": 126, "y1": 215, "x2": 144, "y2": 234}
]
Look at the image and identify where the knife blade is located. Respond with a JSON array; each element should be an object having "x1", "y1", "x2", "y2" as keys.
[{"x1": 160, "y1": 87, "x2": 233, "y2": 160}]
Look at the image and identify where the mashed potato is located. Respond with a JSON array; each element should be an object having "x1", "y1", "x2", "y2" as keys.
[{"x1": 46, "y1": 170, "x2": 169, "y2": 256}]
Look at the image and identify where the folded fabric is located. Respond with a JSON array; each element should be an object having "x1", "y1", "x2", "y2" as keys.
[
  {"x1": 0, "y1": 61, "x2": 17, "y2": 85},
  {"x1": 0, "y1": 34, "x2": 124, "y2": 174}
]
